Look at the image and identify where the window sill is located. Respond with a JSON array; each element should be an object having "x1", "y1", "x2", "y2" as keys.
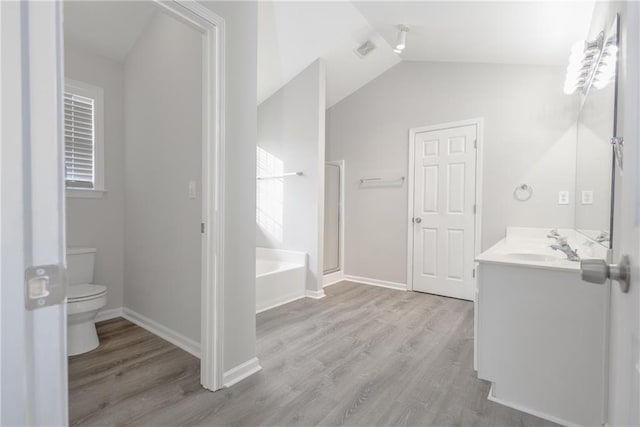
[{"x1": 66, "y1": 188, "x2": 107, "y2": 199}]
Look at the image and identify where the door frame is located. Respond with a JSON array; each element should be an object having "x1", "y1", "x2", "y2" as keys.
[
  {"x1": 1, "y1": 0, "x2": 226, "y2": 423},
  {"x1": 153, "y1": 0, "x2": 226, "y2": 391},
  {"x1": 406, "y1": 118, "x2": 484, "y2": 295},
  {"x1": 2, "y1": 1, "x2": 70, "y2": 424},
  {"x1": 324, "y1": 160, "x2": 345, "y2": 278}
]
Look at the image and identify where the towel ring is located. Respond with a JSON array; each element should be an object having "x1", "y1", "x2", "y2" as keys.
[{"x1": 513, "y1": 184, "x2": 533, "y2": 201}]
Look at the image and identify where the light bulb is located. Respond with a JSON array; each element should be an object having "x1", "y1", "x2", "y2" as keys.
[{"x1": 395, "y1": 26, "x2": 408, "y2": 51}]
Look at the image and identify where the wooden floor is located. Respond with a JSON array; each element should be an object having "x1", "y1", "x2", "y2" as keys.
[{"x1": 69, "y1": 281, "x2": 556, "y2": 426}]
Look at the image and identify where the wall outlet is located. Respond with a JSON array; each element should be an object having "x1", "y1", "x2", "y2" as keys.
[
  {"x1": 558, "y1": 191, "x2": 569, "y2": 205},
  {"x1": 188, "y1": 180, "x2": 197, "y2": 199},
  {"x1": 581, "y1": 190, "x2": 594, "y2": 205}
]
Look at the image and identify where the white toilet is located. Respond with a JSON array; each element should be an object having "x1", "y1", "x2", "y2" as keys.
[{"x1": 66, "y1": 247, "x2": 107, "y2": 356}]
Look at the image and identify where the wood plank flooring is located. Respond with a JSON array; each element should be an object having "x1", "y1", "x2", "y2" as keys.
[{"x1": 69, "y1": 281, "x2": 557, "y2": 426}]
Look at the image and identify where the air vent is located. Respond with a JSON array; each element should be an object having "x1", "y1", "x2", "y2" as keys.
[{"x1": 355, "y1": 40, "x2": 376, "y2": 58}]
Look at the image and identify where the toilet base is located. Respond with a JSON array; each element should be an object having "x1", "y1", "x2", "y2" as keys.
[{"x1": 68, "y1": 310, "x2": 100, "y2": 356}]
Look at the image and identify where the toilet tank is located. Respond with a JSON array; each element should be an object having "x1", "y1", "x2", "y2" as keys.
[{"x1": 66, "y1": 247, "x2": 96, "y2": 285}]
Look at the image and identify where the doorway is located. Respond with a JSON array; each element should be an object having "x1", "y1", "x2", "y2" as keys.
[
  {"x1": 62, "y1": 0, "x2": 225, "y2": 394},
  {"x1": 407, "y1": 119, "x2": 483, "y2": 301}
]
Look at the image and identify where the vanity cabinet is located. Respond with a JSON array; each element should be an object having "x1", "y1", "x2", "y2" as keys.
[{"x1": 476, "y1": 251, "x2": 608, "y2": 426}]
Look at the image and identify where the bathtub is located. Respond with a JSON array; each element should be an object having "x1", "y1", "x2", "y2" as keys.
[{"x1": 256, "y1": 247, "x2": 307, "y2": 313}]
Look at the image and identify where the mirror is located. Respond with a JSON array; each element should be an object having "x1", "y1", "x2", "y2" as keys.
[{"x1": 575, "y1": 15, "x2": 619, "y2": 248}]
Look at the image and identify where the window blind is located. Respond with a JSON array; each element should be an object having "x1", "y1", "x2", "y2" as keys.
[{"x1": 64, "y1": 91, "x2": 95, "y2": 189}]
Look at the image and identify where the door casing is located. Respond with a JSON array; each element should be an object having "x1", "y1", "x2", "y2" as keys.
[{"x1": 144, "y1": 0, "x2": 227, "y2": 392}]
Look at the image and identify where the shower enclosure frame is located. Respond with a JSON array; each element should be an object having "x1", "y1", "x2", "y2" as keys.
[{"x1": 323, "y1": 160, "x2": 345, "y2": 284}]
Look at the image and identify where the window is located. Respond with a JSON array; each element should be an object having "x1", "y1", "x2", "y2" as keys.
[{"x1": 64, "y1": 79, "x2": 104, "y2": 196}]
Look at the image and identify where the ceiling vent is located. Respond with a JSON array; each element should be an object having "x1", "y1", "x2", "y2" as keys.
[{"x1": 355, "y1": 40, "x2": 376, "y2": 58}]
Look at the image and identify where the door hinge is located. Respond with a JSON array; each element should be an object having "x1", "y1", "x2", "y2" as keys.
[
  {"x1": 611, "y1": 136, "x2": 624, "y2": 171},
  {"x1": 472, "y1": 269, "x2": 476, "y2": 278},
  {"x1": 473, "y1": 204, "x2": 477, "y2": 214},
  {"x1": 474, "y1": 139, "x2": 478, "y2": 149},
  {"x1": 201, "y1": 223, "x2": 205, "y2": 234}
]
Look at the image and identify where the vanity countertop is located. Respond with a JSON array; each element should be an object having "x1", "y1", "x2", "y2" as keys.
[{"x1": 475, "y1": 227, "x2": 609, "y2": 272}]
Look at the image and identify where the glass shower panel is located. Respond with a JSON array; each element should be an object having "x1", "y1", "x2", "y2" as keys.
[{"x1": 324, "y1": 163, "x2": 340, "y2": 274}]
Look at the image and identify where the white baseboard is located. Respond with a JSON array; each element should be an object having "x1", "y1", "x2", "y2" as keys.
[
  {"x1": 487, "y1": 385, "x2": 578, "y2": 427},
  {"x1": 95, "y1": 307, "x2": 123, "y2": 322},
  {"x1": 343, "y1": 275, "x2": 407, "y2": 291},
  {"x1": 256, "y1": 293, "x2": 306, "y2": 314},
  {"x1": 305, "y1": 289, "x2": 326, "y2": 299},
  {"x1": 122, "y1": 307, "x2": 201, "y2": 359},
  {"x1": 323, "y1": 271, "x2": 344, "y2": 287},
  {"x1": 223, "y1": 357, "x2": 262, "y2": 387}
]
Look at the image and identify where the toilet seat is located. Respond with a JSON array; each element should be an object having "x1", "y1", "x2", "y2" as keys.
[{"x1": 68, "y1": 284, "x2": 107, "y2": 303}]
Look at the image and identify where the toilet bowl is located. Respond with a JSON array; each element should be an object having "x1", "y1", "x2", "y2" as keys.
[{"x1": 66, "y1": 248, "x2": 108, "y2": 356}]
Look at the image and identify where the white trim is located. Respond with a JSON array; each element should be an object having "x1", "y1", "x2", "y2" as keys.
[
  {"x1": 487, "y1": 385, "x2": 579, "y2": 427},
  {"x1": 95, "y1": 307, "x2": 123, "y2": 322},
  {"x1": 324, "y1": 160, "x2": 345, "y2": 276},
  {"x1": 65, "y1": 189, "x2": 106, "y2": 199},
  {"x1": 5, "y1": 2, "x2": 69, "y2": 424},
  {"x1": 343, "y1": 275, "x2": 407, "y2": 291},
  {"x1": 223, "y1": 357, "x2": 262, "y2": 388},
  {"x1": 314, "y1": 60, "x2": 327, "y2": 295},
  {"x1": 122, "y1": 308, "x2": 201, "y2": 359},
  {"x1": 152, "y1": 0, "x2": 226, "y2": 392},
  {"x1": 323, "y1": 270, "x2": 344, "y2": 287},
  {"x1": 305, "y1": 289, "x2": 326, "y2": 299},
  {"x1": 406, "y1": 118, "x2": 484, "y2": 294},
  {"x1": 256, "y1": 295, "x2": 306, "y2": 314}
]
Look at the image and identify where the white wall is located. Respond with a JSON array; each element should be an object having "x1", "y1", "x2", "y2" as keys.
[
  {"x1": 64, "y1": 44, "x2": 125, "y2": 312},
  {"x1": 123, "y1": 12, "x2": 202, "y2": 342},
  {"x1": 327, "y1": 61, "x2": 578, "y2": 284},
  {"x1": 200, "y1": 1, "x2": 259, "y2": 372},
  {"x1": 257, "y1": 60, "x2": 326, "y2": 293}
]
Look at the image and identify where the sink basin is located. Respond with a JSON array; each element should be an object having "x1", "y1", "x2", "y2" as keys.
[{"x1": 503, "y1": 252, "x2": 562, "y2": 262}]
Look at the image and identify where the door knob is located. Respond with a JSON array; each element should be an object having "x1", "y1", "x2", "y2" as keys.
[
  {"x1": 413, "y1": 217, "x2": 422, "y2": 224},
  {"x1": 580, "y1": 255, "x2": 630, "y2": 293}
]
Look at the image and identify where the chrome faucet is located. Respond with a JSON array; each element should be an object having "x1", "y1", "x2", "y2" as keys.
[
  {"x1": 550, "y1": 238, "x2": 580, "y2": 261},
  {"x1": 547, "y1": 228, "x2": 562, "y2": 240},
  {"x1": 595, "y1": 230, "x2": 610, "y2": 243}
]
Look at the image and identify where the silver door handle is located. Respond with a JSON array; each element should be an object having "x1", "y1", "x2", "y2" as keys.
[
  {"x1": 413, "y1": 217, "x2": 422, "y2": 224},
  {"x1": 580, "y1": 254, "x2": 630, "y2": 293}
]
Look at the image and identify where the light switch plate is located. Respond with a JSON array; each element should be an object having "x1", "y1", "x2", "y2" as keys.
[
  {"x1": 188, "y1": 180, "x2": 197, "y2": 199},
  {"x1": 558, "y1": 191, "x2": 569, "y2": 205},
  {"x1": 581, "y1": 190, "x2": 594, "y2": 205}
]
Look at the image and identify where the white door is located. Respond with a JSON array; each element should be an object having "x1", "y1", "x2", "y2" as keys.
[
  {"x1": 411, "y1": 123, "x2": 477, "y2": 301},
  {"x1": 606, "y1": 4, "x2": 640, "y2": 424},
  {"x1": 1, "y1": 1, "x2": 68, "y2": 424}
]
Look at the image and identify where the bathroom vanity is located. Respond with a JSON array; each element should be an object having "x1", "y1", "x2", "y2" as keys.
[{"x1": 475, "y1": 227, "x2": 609, "y2": 426}]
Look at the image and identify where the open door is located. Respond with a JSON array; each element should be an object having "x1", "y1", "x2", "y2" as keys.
[
  {"x1": 604, "y1": 3, "x2": 640, "y2": 425},
  {"x1": 1, "y1": 1, "x2": 68, "y2": 424}
]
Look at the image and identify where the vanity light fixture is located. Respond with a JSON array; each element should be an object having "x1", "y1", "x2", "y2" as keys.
[
  {"x1": 564, "y1": 31, "x2": 618, "y2": 95},
  {"x1": 394, "y1": 25, "x2": 409, "y2": 54}
]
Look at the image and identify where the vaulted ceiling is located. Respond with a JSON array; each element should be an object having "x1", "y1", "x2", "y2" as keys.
[
  {"x1": 63, "y1": 1, "x2": 157, "y2": 62},
  {"x1": 63, "y1": 1, "x2": 596, "y2": 109},
  {"x1": 258, "y1": 1, "x2": 595, "y2": 107}
]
